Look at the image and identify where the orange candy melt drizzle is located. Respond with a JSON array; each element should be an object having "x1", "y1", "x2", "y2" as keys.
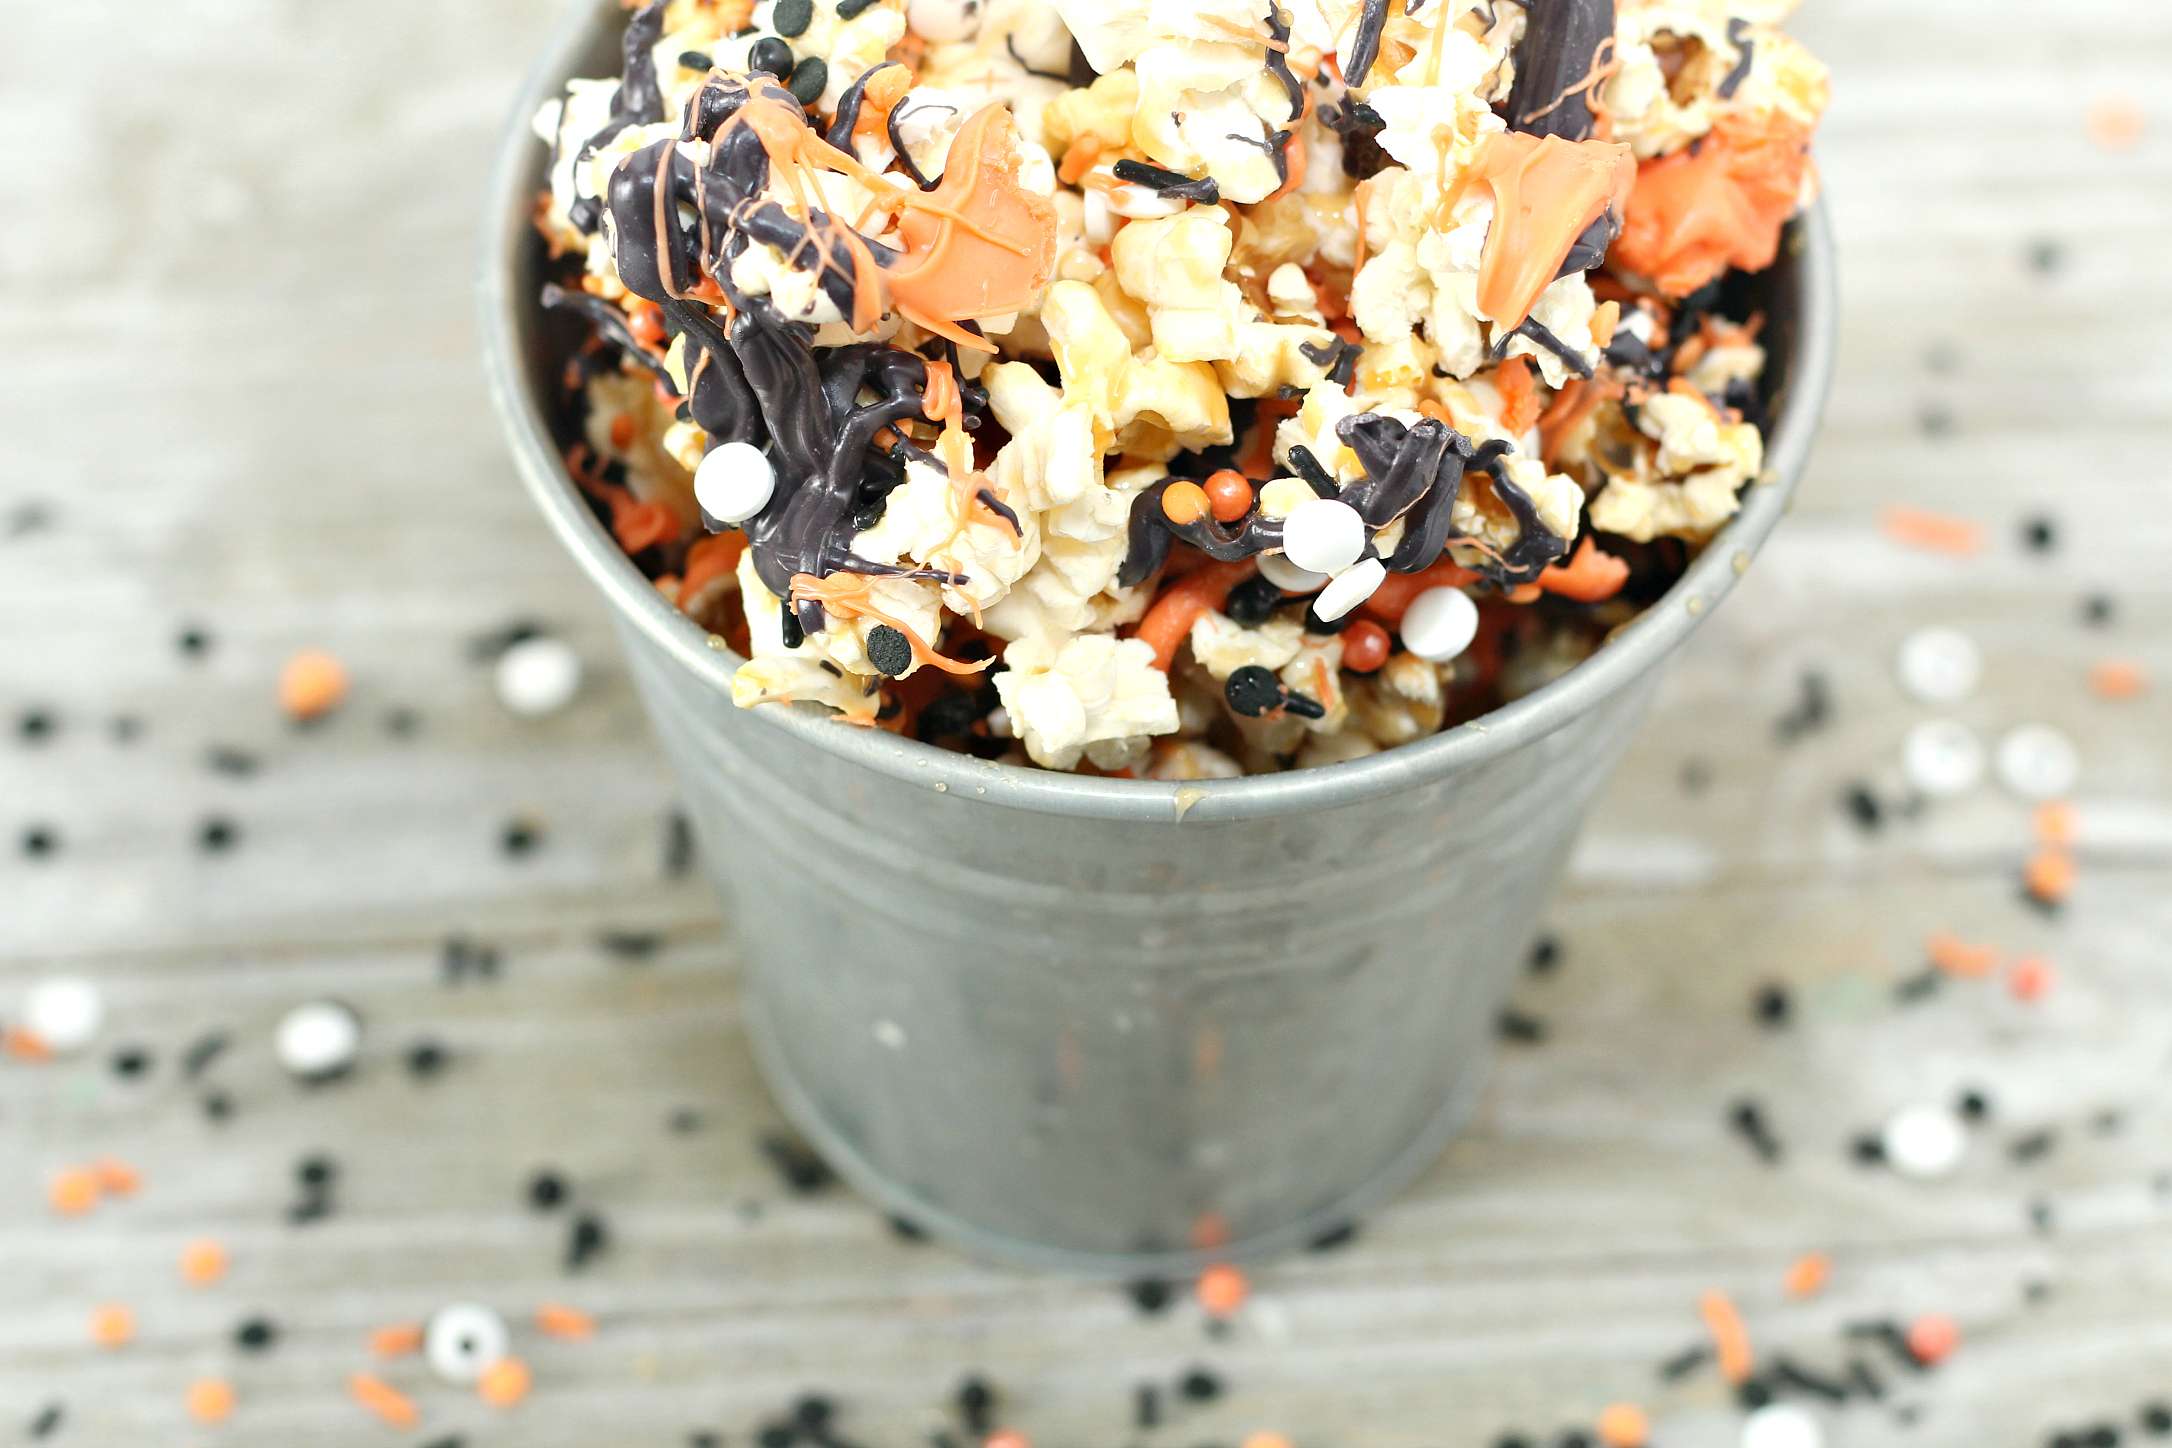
[
  {"x1": 882, "y1": 105, "x2": 1057, "y2": 349},
  {"x1": 788, "y1": 572, "x2": 989, "y2": 676},
  {"x1": 715, "y1": 97, "x2": 1054, "y2": 350},
  {"x1": 1614, "y1": 108, "x2": 1814, "y2": 298},
  {"x1": 1460, "y1": 131, "x2": 1635, "y2": 330}
]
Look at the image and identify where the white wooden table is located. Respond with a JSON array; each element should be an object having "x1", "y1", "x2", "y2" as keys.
[{"x1": 3, "y1": 2, "x2": 2169, "y2": 1444}]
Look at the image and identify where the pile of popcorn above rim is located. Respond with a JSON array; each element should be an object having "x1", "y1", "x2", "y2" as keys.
[{"x1": 531, "y1": 0, "x2": 1828, "y2": 775}]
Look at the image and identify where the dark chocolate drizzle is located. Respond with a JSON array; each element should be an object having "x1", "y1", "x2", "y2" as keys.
[
  {"x1": 1117, "y1": 483, "x2": 1286, "y2": 589},
  {"x1": 1462, "y1": 439, "x2": 1570, "y2": 582},
  {"x1": 1504, "y1": 0, "x2": 1616, "y2": 141},
  {"x1": 1717, "y1": 17, "x2": 1756, "y2": 100},
  {"x1": 1110, "y1": 159, "x2": 1222, "y2": 205},
  {"x1": 576, "y1": 73, "x2": 988, "y2": 635},
  {"x1": 1344, "y1": 0, "x2": 1392, "y2": 89},
  {"x1": 824, "y1": 59, "x2": 906, "y2": 151},
  {"x1": 1261, "y1": 5, "x2": 1306, "y2": 119},
  {"x1": 1492, "y1": 314, "x2": 1596, "y2": 378},
  {"x1": 1004, "y1": 34, "x2": 1070, "y2": 83},
  {"x1": 1114, "y1": 412, "x2": 1494, "y2": 590}
]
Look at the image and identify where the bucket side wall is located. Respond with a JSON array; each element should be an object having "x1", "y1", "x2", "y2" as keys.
[{"x1": 621, "y1": 617, "x2": 1658, "y2": 1264}]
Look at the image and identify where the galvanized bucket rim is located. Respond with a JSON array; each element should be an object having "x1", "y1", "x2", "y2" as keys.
[{"x1": 479, "y1": 0, "x2": 1837, "y2": 825}]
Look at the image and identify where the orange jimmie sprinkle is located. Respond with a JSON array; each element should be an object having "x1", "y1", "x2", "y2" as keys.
[
  {"x1": 349, "y1": 1373, "x2": 419, "y2": 1429},
  {"x1": 1699, "y1": 1289, "x2": 1754, "y2": 1384}
]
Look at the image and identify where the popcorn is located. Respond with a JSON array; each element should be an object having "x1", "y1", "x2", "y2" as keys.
[
  {"x1": 1188, "y1": 609, "x2": 1306, "y2": 680},
  {"x1": 992, "y1": 633, "x2": 1180, "y2": 768},
  {"x1": 541, "y1": 0, "x2": 1826, "y2": 772},
  {"x1": 1588, "y1": 390, "x2": 1767, "y2": 541}
]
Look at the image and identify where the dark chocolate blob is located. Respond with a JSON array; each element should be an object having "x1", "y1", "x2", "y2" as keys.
[
  {"x1": 1111, "y1": 159, "x2": 1222, "y2": 205},
  {"x1": 1505, "y1": 0, "x2": 1615, "y2": 141}
]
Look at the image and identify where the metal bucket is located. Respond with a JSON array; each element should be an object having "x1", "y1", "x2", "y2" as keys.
[{"x1": 481, "y1": 0, "x2": 1837, "y2": 1275}]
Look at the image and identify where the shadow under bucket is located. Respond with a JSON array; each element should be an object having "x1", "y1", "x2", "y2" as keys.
[{"x1": 482, "y1": 0, "x2": 1837, "y2": 1276}]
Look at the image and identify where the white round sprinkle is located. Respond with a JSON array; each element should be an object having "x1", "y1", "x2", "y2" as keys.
[
  {"x1": 425, "y1": 1303, "x2": 510, "y2": 1386},
  {"x1": 1902, "y1": 719, "x2": 1986, "y2": 798},
  {"x1": 275, "y1": 1000, "x2": 363, "y2": 1081},
  {"x1": 1400, "y1": 586, "x2": 1481, "y2": 662},
  {"x1": 1995, "y1": 724, "x2": 2079, "y2": 800},
  {"x1": 1896, "y1": 627, "x2": 1981, "y2": 704},
  {"x1": 1310, "y1": 558, "x2": 1386, "y2": 623},
  {"x1": 1742, "y1": 1403, "x2": 1823, "y2": 1448},
  {"x1": 1883, "y1": 1102, "x2": 1967, "y2": 1179},
  {"x1": 1280, "y1": 498, "x2": 1367, "y2": 575},
  {"x1": 693, "y1": 441, "x2": 776, "y2": 526},
  {"x1": 495, "y1": 636, "x2": 583, "y2": 718},
  {"x1": 985, "y1": 706, "x2": 1013, "y2": 739},
  {"x1": 905, "y1": 0, "x2": 982, "y2": 43},
  {"x1": 22, "y1": 977, "x2": 103, "y2": 1054},
  {"x1": 1257, "y1": 550, "x2": 1328, "y2": 594}
]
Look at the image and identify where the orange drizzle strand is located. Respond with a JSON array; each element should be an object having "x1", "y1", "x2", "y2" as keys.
[{"x1": 789, "y1": 572, "x2": 990, "y2": 675}]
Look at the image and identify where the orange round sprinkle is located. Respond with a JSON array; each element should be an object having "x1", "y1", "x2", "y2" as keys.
[
  {"x1": 985, "y1": 1433, "x2": 1031, "y2": 1448},
  {"x1": 535, "y1": 1302, "x2": 596, "y2": 1339},
  {"x1": 1204, "y1": 469, "x2": 1254, "y2": 523},
  {"x1": 1906, "y1": 1312, "x2": 1960, "y2": 1365},
  {"x1": 279, "y1": 650, "x2": 350, "y2": 722},
  {"x1": 1242, "y1": 1435, "x2": 1295, "y2": 1448},
  {"x1": 1782, "y1": 1252, "x2": 1831, "y2": 1299},
  {"x1": 2007, "y1": 954, "x2": 2055, "y2": 1002},
  {"x1": 2024, "y1": 849, "x2": 2075, "y2": 905},
  {"x1": 348, "y1": 1373, "x2": 419, "y2": 1429},
  {"x1": 90, "y1": 1304, "x2": 136, "y2": 1348},
  {"x1": 186, "y1": 1378, "x2": 236, "y2": 1424},
  {"x1": 1197, "y1": 1263, "x2": 1249, "y2": 1319},
  {"x1": 2032, "y1": 800, "x2": 2077, "y2": 846},
  {"x1": 1596, "y1": 1401, "x2": 1650, "y2": 1448},
  {"x1": 2089, "y1": 659, "x2": 2146, "y2": 699},
  {"x1": 609, "y1": 413, "x2": 637, "y2": 449},
  {"x1": 628, "y1": 302, "x2": 666, "y2": 346},
  {"x1": 180, "y1": 1239, "x2": 229, "y2": 1287},
  {"x1": 49, "y1": 1167, "x2": 100, "y2": 1217},
  {"x1": 1340, "y1": 619, "x2": 1390, "y2": 673},
  {"x1": 1161, "y1": 481, "x2": 1211, "y2": 527},
  {"x1": 479, "y1": 1356, "x2": 533, "y2": 1409},
  {"x1": 92, "y1": 1158, "x2": 141, "y2": 1196},
  {"x1": 2086, "y1": 96, "x2": 2145, "y2": 152}
]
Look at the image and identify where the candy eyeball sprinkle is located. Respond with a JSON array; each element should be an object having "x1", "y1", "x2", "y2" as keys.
[
  {"x1": 425, "y1": 1303, "x2": 512, "y2": 1385},
  {"x1": 1741, "y1": 1402, "x2": 1824, "y2": 1448},
  {"x1": 1310, "y1": 557, "x2": 1386, "y2": 623},
  {"x1": 1994, "y1": 723, "x2": 2079, "y2": 801},
  {"x1": 1902, "y1": 718, "x2": 1985, "y2": 798},
  {"x1": 1400, "y1": 586, "x2": 1480, "y2": 663},
  {"x1": 1257, "y1": 550, "x2": 1328, "y2": 594},
  {"x1": 906, "y1": 0, "x2": 981, "y2": 44},
  {"x1": 1881, "y1": 1102, "x2": 1967, "y2": 1179},
  {"x1": 1280, "y1": 497, "x2": 1366, "y2": 575},
  {"x1": 22, "y1": 976, "x2": 104, "y2": 1054},
  {"x1": 695, "y1": 441, "x2": 776, "y2": 527},
  {"x1": 275, "y1": 1000, "x2": 363, "y2": 1082},
  {"x1": 1895, "y1": 627, "x2": 1980, "y2": 705},
  {"x1": 495, "y1": 636, "x2": 583, "y2": 718}
]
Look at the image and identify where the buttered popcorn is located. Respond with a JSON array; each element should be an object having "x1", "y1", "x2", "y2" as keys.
[{"x1": 534, "y1": 0, "x2": 1827, "y2": 772}]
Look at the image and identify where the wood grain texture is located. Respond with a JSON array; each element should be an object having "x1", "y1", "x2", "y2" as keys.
[{"x1": 2, "y1": 1, "x2": 2169, "y2": 1444}]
